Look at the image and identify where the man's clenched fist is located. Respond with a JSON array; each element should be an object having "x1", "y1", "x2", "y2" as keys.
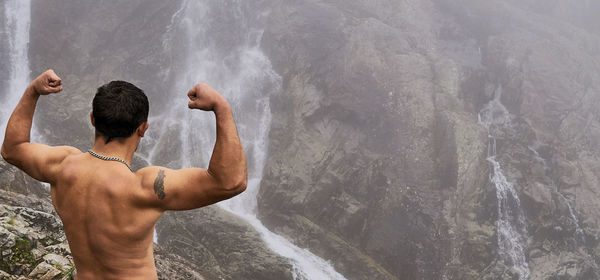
[
  {"x1": 187, "y1": 83, "x2": 228, "y2": 111},
  {"x1": 30, "y1": 69, "x2": 62, "y2": 95}
]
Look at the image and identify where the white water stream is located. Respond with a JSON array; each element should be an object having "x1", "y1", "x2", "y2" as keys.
[
  {"x1": 138, "y1": 1, "x2": 347, "y2": 279},
  {"x1": 1, "y1": 0, "x2": 31, "y2": 141},
  {"x1": 478, "y1": 86, "x2": 530, "y2": 280}
]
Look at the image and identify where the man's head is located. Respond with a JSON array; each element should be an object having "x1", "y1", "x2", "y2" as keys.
[{"x1": 92, "y1": 81, "x2": 149, "y2": 143}]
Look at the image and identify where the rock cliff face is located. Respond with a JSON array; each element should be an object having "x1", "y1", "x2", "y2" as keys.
[
  {"x1": 258, "y1": 0, "x2": 600, "y2": 279},
  {"x1": 29, "y1": 0, "x2": 183, "y2": 150}
]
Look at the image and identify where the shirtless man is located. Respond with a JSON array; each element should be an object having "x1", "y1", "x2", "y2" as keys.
[{"x1": 1, "y1": 69, "x2": 247, "y2": 279}]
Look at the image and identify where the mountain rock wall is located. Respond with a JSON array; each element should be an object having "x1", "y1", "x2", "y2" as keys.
[{"x1": 257, "y1": 0, "x2": 600, "y2": 279}]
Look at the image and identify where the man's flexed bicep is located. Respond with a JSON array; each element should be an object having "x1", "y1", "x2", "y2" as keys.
[
  {"x1": 137, "y1": 83, "x2": 247, "y2": 211},
  {"x1": 1, "y1": 69, "x2": 77, "y2": 183},
  {"x1": 138, "y1": 166, "x2": 246, "y2": 210}
]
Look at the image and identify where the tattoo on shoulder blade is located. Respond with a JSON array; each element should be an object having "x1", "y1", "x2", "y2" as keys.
[{"x1": 154, "y1": 169, "x2": 166, "y2": 200}]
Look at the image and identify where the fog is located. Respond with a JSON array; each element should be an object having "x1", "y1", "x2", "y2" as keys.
[{"x1": 1, "y1": 0, "x2": 600, "y2": 279}]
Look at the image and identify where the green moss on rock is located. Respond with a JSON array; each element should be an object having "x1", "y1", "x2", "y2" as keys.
[{"x1": 0, "y1": 238, "x2": 36, "y2": 273}]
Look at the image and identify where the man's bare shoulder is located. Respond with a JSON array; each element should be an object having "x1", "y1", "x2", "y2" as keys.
[
  {"x1": 57, "y1": 145, "x2": 83, "y2": 155},
  {"x1": 136, "y1": 166, "x2": 164, "y2": 185},
  {"x1": 133, "y1": 166, "x2": 169, "y2": 206},
  {"x1": 50, "y1": 146, "x2": 84, "y2": 167}
]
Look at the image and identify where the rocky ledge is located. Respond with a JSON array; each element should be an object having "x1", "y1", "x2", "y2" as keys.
[{"x1": 0, "y1": 190, "x2": 73, "y2": 280}]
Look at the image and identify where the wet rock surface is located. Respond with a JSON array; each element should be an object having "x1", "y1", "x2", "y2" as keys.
[{"x1": 156, "y1": 206, "x2": 294, "y2": 280}]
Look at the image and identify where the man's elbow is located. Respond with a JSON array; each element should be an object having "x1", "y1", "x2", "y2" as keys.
[
  {"x1": 1, "y1": 145, "x2": 23, "y2": 167},
  {"x1": 235, "y1": 179, "x2": 247, "y2": 194},
  {"x1": 1, "y1": 145, "x2": 13, "y2": 163},
  {"x1": 224, "y1": 177, "x2": 247, "y2": 196}
]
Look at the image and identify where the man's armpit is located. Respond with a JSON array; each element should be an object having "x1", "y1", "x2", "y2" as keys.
[{"x1": 153, "y1": 169, "x2": 166, "y2": 200}]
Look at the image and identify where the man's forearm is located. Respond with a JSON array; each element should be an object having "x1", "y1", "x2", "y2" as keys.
[
  {"x1": 1, "y1": 86, "x2": 39, "y2": 158},
  {"x1": 207, "y1": 102, "x2": 247, "y2": 190}
]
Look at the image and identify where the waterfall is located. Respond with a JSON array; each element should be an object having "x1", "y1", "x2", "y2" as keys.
[
  {"x1": 1, "y1": 0, "x2": 31, "y2": 141},
  {"x1": 478, "y1": 86, "x2": 530, "y2": 280},
  {"x1": 139, "y1": 1, "x2": 348, "y2": 279}
]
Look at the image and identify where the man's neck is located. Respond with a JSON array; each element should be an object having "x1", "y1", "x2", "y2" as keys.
[{"x1": 91, "y1": 137, "x2": 138, "y2": 164}]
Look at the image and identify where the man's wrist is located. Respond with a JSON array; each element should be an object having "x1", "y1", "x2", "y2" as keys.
[
  {"x1": 25, "y1": 85, "x2": 41, "y2": 98},
  {"x1": 213, "y1": 100, "x2": 231, "y2": 114}
]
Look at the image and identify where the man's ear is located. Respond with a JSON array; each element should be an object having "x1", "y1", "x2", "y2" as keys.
[
  {"x1": 90, "y1": 111, "x2": 95, "y2": 127},
  {"x1": 138, "y1": 121, "x2": 149, "y2": 137}
]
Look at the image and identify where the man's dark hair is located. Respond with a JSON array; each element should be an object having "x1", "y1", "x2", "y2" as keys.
[{"x1": 92, "y1": 81, "x2": 149, "y2": 143}]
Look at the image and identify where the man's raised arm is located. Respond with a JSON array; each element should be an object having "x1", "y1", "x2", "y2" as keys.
[
  {"x1": 138, "y1": 83, "x2": 247, "y2": 210},
  {"x1": 1, "y1": 69, "x2": 80, "y2": 183}
]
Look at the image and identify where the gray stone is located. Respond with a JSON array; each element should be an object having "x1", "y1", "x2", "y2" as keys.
[{"x1": 27, "y1": 262, "x2": 61, "y2": 280}]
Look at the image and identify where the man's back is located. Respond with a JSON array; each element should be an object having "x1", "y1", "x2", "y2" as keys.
[
  {"x1": 1, "y1": 71, "x2": 247, "y2": 279},
  {"x1": 53, "y1": 152, "x2": 161, "y2": 279}
]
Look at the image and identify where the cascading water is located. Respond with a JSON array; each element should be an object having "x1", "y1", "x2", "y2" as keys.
[
  {"x1": 138, "y1": 1, "x2": 348, "y2": 279},
  {"x1": 1, "y1": 0, "x2": 31, "y2": 140},
  {"x1": 478, "y1": 86, "x2": 530, "y2": 280}
]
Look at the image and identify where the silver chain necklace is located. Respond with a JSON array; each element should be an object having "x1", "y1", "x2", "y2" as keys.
[{"x1": 88, "y1": 150, "x2": 133, "y2": 172}]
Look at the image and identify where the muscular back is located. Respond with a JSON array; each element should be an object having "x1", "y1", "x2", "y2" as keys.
[
  {"x1": 52, "y1": 152, "x2": 161, "y2": 279},
  {"x1": 1, "y1": 72, "x2": 247, "y2": 279}
]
